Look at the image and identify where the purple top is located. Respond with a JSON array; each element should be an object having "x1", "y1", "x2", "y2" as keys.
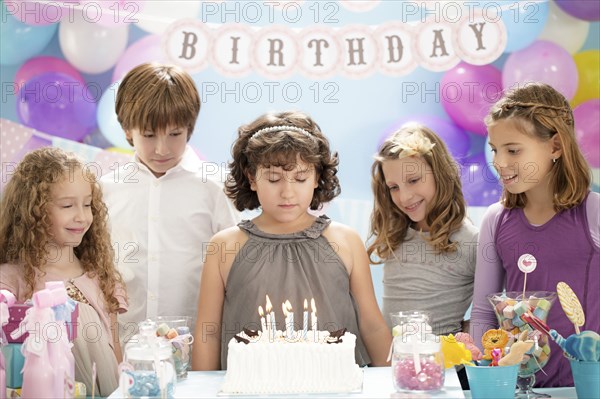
[{"x1": 470, "y1": 192, "x2": 600, "y2": 387}]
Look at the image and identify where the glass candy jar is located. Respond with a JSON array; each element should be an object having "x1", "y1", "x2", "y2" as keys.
[
  {"x1": 120, "y1": 321, "x2": 177, "y2": 398},
  {"x1": 392, "y1": 333, "x2": 445, "y2": 392}
]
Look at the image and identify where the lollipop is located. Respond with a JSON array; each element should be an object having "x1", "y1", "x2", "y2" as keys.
[
  {"x1": 556, "y1": 282, "x2": 585, "y2": 334},
  {"x1": 517, "y1": 253, "x2": 537, "y2": 299}
]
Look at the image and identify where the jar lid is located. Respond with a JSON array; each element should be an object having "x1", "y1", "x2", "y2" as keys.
[
  {"x1": 393, "y1": 333, "x2": 441, "y2": 353},
  {"x1": 126, "y1": 338, "x2": 173, "y2": 361}
]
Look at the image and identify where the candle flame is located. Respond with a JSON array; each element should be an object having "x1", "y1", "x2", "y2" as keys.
[
  {"x1": 265, "y1": 295, "x2": 272, "y2": 313},
  {"x1": 258, "y1": 305, "x2": 264, "y2": 317},
  {"x1": 282, "y1": 302, "x2": 288, "y2": 316},
  {"x1": 310, "y1": 298, "x2": 316, "y2": 313},
  {"x1": 304, "y1": 298, "x2": 308, "y2": 311},
  {"x1": 285, "y1": 300, "x2": 292, "y2": 312}
]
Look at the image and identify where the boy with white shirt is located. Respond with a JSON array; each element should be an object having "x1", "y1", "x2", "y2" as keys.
[{"x1": 100, "y1": 63, "x2": 239, "y2": 343}]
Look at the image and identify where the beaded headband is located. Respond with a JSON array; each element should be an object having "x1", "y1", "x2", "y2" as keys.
[{"x1": 249, "y1": 125, "x2": 313, "y2": 141}]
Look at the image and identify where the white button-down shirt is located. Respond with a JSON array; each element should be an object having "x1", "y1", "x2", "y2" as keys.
[{"x1": 101, "y1": 146, "x2": 239, "y2": 341}]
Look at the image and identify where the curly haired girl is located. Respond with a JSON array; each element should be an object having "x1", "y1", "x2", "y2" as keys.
[
  {"x1": 192, "y1": 111, "x2": 391, "y2": 370},
  {"x1": 0, "y1": 147, "x2": 127, "y2": 396}
]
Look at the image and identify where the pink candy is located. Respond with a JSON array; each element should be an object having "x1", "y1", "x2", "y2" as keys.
[{"x1": 393, "y1": 357, "x2": 444, "y2": 391}]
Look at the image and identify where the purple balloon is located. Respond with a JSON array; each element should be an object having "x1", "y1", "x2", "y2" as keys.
[
  {"x1": 459, "y1": 152, "x2": 502, "y2": 206},
  {"x1": 441, "y1": 63, "x2": 502, "y2": 136},
  {"x1": 503, "y1": 41, "x2": 579, "y2": 101},
  {"x1": 17, "y1": 72, "x2": 97, "y2": 141},
  {"x1": 574, "y1": 99, "x2": 600, "y2": 167},
  {"x1": 378, "y1": 115, "x2": 471, "y2": 160},
  {"x1": 555, "y1": 1, "x2": 600, "y2": 22}
]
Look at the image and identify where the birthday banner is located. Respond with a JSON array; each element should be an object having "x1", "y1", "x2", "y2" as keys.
[{"x1": 161, "y1": 14, "x2": 507, "y2": 79}]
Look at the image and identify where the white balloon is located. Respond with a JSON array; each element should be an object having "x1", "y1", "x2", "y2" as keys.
[
  {"x1": 59, "y1": 11, "x2": 128, "y2": 74},
  {"x1": 538, "y1": 1, "x2": 589, "y2": 54},
  {"x1": 135, "y1": 1, "x2": 201, "y2": 34}
]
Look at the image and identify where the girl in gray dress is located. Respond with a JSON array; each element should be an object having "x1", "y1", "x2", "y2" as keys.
[{"x1": 192, "y1": 111, "x2": 391, "y2": 370}]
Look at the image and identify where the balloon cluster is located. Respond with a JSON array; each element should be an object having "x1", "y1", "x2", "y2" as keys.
[{"x1": 378, "y1": 1, "x2": 600, "y2": 205}]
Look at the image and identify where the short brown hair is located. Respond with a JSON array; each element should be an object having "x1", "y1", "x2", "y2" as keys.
[
  {"x1": 116, "y1": 63, "x2": 201, "y2": 146},
  {"x1": 486, "y1": 82, "x2": 591, "y2": 211},
  {"x1": 225, "y1": 111, "x2": 341, "y2": 211}
]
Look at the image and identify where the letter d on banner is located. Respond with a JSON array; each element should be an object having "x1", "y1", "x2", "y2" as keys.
[{"x1": 162, "y1": 19, "x2": 211, "y2": 74}]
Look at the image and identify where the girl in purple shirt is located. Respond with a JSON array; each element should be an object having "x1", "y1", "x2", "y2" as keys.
[{"x1": 470, "y1": 83, "x2": 600, "y2": 388}]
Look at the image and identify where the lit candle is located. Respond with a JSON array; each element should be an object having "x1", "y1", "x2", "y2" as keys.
[
  {"x1": 266, "y1": 295, "x2": 275, "y2": 341},
  {"x1": 258, "y1": 306, "x2": 267, "y2": 333},
  {"x1": 302, "y1": 299, "x2": 308, "y2": 340},
  {"x1": 310, "y1": 298, "x2": 317, "y2": 340},
  {"x1": 282, "y1": 302, "x2": 290, "y2": 339},
  {"x1": 285, "y1": 300, "x2": 294, "y2": 340}
]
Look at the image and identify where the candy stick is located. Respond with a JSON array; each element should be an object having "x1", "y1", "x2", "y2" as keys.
[
  {"x1": 556, "y1": 282, "x2": 585, "y2": 334},
  {"x1": 517, "y1": 254, "x2": 537, "y2": 300}
]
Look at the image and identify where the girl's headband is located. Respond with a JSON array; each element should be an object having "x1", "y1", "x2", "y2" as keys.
[{"x1": 249, "y1": 125, "x2": 313, "y2": 141}]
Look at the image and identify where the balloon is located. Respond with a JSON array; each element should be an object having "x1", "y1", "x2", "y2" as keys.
[
  {"x1": 107, "y1": 147, "x2": 134, "y2": 155},
  {"x1": 15, "y1": 56, "x2": 84, "y2": 93},
  {"x1": 136, "y1": 1, "x2": 201, "y2": 34},
  {"x1": 555, "y1": 0, "x2": 600, "y2": 22},
  {"x1": 484, "y1": 136, "x2": 500, "y2": 180},
  {"x1": 459, "y1": 152, "x2": 502, "y2": 206},
  {"x1": 83, "y1": 129, "x2": 113, "y2": 149},
  {"x1": 501, "y1": 0, "x2": 549, "y2": 53},
  {"x1": 502, "y1": 41, "x2": 579, "y2": 101},
  {"x1": 97, "y1": 81, "x2": 132, "y2": 149},
  {"x1": 573, "y1": 99, "x2": 600, "y2": 168},
  {"x1": 112, "y1": 35, "x2": 165, "y2": 82},
  {"x1": 538, "y1": 1, "x2": 589, "y2": 54},
  {"x1": 0, "y1": 1, "x2": 57, "y2": 65},
  {"x1": 3, "y1": 0, "x2": 62, "y2": 26},
  {"x1": 441, "y1": 62, "x2": 502, "y2": 136},
  {"x1": 17, "y1": 72, "x2": 97, "y2": 141},
  {"x1": 59, "y1": 11, "x2": 128, "y2": 74},
  {"x1": 572, "y1": 51, "x2": 600, "y2": 107},
  {"x1": 378, "y1": 115, "x2": 471, "y2": 161}
]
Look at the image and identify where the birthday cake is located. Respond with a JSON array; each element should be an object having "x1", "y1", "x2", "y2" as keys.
[{"x1": 221, "y1": 328, "x2": 363, "y2": 394}]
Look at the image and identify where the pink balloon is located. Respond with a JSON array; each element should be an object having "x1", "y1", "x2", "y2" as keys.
[
  {"x1": 15, "y1": 56, "x2": 84, "y2": 93},
  {"x1": 502, "y1": 41, "x2": 579, "y2": 100},
  {"x1": 79, "y1": 0, "x2": 145, "y2": 28},
  {"x1": 441, "y1": 62, "x2": 503, "y2": 136},
  {"x1": 112, "y1": 35, "x2": 165, "y2": 82},
  {"x1": 573, "y1": 99, "x2": 600, "y2": 167}
]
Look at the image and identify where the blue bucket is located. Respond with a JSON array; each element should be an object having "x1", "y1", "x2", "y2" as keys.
[
  {"x1": 570, "y1": 359, "x2": 600, "y2": 399},
  {"x1": 465, "y1": 364, "x2": 518, "y2": 399}
]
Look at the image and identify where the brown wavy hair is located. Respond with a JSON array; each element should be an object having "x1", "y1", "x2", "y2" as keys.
[
  {"x1": 367, "y1": 124, "x2": 466, "y2": 263},
  {"x1": 225, "y1": 111, "x2": 341, "y2": 211},
  {"x1": 116, "y1": 62, "x2": 201, "y2": 146},
  {"x1": 0, "y1": 147, "x2": 126, "y2": 313},
  {"x1": 485, "y1": 82, "x2": 591, "y2": 211}
]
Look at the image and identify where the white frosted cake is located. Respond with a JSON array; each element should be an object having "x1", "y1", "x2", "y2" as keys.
[{"x1": 221, "y1": 329, "x2": 363, "y2": 394}]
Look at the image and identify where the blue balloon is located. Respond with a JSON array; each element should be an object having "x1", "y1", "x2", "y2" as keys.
[
  {"x1": 501, "y1": 0, "x2": 549, "y2": 53},
  {"x1": 97, "y1": 81, "x2": 132, "y2": 149},
  {"x1": 484, "y1": 136, "x2": 500, "y2": 180},
  {"x1": 0, "y1": 1, "x2": 58, "y2": 65},
  {"x1": 460, "y1": 152, "x2": 502, "y2": 206}
]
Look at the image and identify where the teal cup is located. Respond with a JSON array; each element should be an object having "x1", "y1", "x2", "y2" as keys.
[
  {"x1": 465, "y1": 364, "x2": 518, "y2": 399},
  {"x1": 570, "y1": 359, "x2": 600, "y2": 399}
]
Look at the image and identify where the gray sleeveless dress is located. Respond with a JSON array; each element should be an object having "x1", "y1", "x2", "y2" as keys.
[{"x1": 220, "y1": 216, "x2": 370, "y2": 369}]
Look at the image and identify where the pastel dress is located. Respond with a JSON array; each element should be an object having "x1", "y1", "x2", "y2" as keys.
[
  {"x1": 0, "y1": 264, "x2": 128, "y2": 396},
  {"x1": 220, "y1": 216, "x2": 370, "y2": 369}
]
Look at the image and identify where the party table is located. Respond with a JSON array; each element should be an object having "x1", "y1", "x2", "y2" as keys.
[{"x1": 109, "y1": 367, "x2": 577, "y2": 398}]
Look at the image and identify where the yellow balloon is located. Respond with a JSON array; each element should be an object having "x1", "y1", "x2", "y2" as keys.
[
  {"x1": 571, "y1": 50, "x2": 600, "y2": 107},
  {"x1": 107, "y1": 147, "x2": 134, "y2": 155}
]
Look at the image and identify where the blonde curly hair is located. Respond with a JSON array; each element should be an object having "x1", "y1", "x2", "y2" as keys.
[{"x1": 0, "y1": 147, "x2": 125, "y2": 313}]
